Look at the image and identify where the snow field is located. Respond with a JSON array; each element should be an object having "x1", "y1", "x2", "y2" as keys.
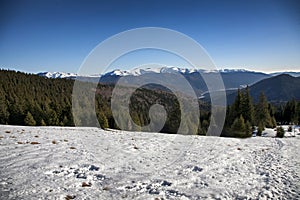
[{"x1": 0, "y1": 125, "x2": 299, "y2": 199}]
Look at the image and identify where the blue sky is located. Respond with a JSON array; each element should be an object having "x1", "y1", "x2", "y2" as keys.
[{"x1": 0, "y1": 0, "x2": 300, "y2": 73}]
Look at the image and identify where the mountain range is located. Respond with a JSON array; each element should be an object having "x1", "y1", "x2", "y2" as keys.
[
  {"x1": 248, "y1": 74, "x2": 300, "y2": 102},
  {"x1": 37, "y1": 67, "x2": 300, "y2": 104},
  {"x1": 38, "y1": 67, "x2": 271, "y2": 90}
]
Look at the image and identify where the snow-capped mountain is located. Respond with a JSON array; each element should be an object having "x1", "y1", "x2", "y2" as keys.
[
  {"x1": 37, "y1": 67, "x2": 271, "y2": 94},
  {"x1": 218, "y1": 68, "x2": 248, "y2": 73},
  {"x1": 102, "y1": 67, "x2": 200, "y2": 77},
  {"x1": 37, "y1": 72, "x2": 77, "y2": 79},
  {"x1": 101, "y1": 67, "x2": 258, "y2": 77},
  {"x1": 270, "y1": 71, "x2": 300, "y2": 77},
  {"x1": 36, "y1": 67, "x2": 264, "y2": 79},
  {"x1": 35, "y1": 68, "x2": 300, "y2": 104}
]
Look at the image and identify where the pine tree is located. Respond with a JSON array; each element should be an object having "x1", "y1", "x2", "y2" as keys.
[
  {"x1": 297, "y1": 102, "x2": 300, "y2": 125},
  {"x1": 24, "y1": 112, "x2": 36, "y2": 126},
  {"x1": 48, "y1": 109, "x2": 59, "y2": 126},
  {"x1": 202, "y1": 119, "x2": 209, "y2": 134},
  {"x1": 276, "y1": 126, "x2": 285, "y2": 138},
  {"x1": 0, "y1": 89, "x2": 9, "y2": 124},
  {"x1": 98, "y1": 112, "x2": 109, "y2": 129},
  {"x1": 257, "y1": 122, "x2": 264, "y2": 136},
  {"x1": 228, "y1": 89, "x2": 242, "y2": 125},
  {"x1": 290, "y1": 100, "x2": 298, "y2": 124},
  {"x1": 255, "y1": 92, "x2": 273, "y2": 128},
  {"x1": 40, "y1": 119, "x2": 46, "y2": 126},
  {"x1": 131, "y1": 112, "x2": 142, "y2": 131},
  {"x1": 230, "y1": 115, "x2": 252, "y2": 138},
  {"x1": 244, "y1": 121, "x2": 252, "y2": 138},
  {"x1": 283, "y1": 100, "x2": 297, "y2": 124},
  {"x1": 231, "y1": 115, "x2": 246, "y2": 132},
  {"x1": 271, "y1": 116, "x2": 277, "y2": 127},
  {"x1": 241, "y1": 86, "x2": 254, "y2": 124}
]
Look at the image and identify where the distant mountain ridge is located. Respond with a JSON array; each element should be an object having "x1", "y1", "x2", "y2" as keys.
[
  {"x1": 225, "y1": 74, "x2": 300, "y2": 104},
  {"x1": 37, "y1": 67, "x2": 267, "y2": 79},
  {"x1": 270, "y1": 72, "x2": 300, "y2": 77},
  {"x1": 37, "y1": 72, "x2": 77, "y2": 79},
  {"x1": 37, "y1": 67, "x2": 300, "y2": 80},
  {"x1": 37, "y1": 68, "x2": 300, "y2": 103},
  {"x1": 249, "y1": 74, "x2": 300, "y2": 102},
  {"x1": 37, "y1": 67, "x2": 271, "y2": 93}
]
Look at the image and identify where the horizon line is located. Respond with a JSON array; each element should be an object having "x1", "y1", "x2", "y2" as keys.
[{"x1": 1, "y1": 66, "x2": 300, "y2": 75}]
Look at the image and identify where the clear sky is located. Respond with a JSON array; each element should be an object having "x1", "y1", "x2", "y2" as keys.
[{"x1": 1, "y1": 0, "x2": 300, "y2": 73}]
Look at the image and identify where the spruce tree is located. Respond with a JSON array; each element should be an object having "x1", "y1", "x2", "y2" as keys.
[
  {"x1": 276, "y1": 126, "x2": 285, "y2": 138},
  {"x1": 297, "y1": 102, "x2": 300, "y2": 125},
  {"x1": 98, "y1": 112, "x2": 109, "y2": 129},
  {"x1": 40, "y1": 119, "x2": 46, "y2": 126},
  {"x1": 257, "y1": 122, "x2": 264, "y2": 136},
  {"x1": 244, "y1": 121, "x2": 252, "y2": 138},
  {"x1": 229, "y1": 89, "x2": 242, "y2": 123},
  {"x1": 241, "y1": 86, "x2": 254, "y2": 124},
  {"x1": 255, "y1": 92, "x2": 273, "y2": 128},
  {"x1": 231, "y1": 115, "x2": 245, "y2": 132},
  {"x1": 131, "y1": 112, "x2": 142, "y2": 131},
  {"x1": 24, "y1": 112, "x2": 36, "y2": 126},
  {"x1": 283, "y1": 100, "x2": 297, "y2": 124},
  {"x1": 202, "y1": 119, "x2": 209, "y2": 134},
  {"x1": 0, "y1": 90, "x2": 9, "y2": 124}
]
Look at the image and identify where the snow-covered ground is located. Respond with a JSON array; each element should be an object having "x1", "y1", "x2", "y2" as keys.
[{"x1": 0, "y1": 125, "x2": 299, "y2": 199}]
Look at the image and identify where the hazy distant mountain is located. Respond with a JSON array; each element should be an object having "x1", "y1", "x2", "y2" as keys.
[
  {"x1": 249, "y1": 74, "x2": 300, "y2": 102},
  {"x1": 219, "y1": 70, "x2": 270, "y2": 89},
  {"x1": 98, "y1": 67, "x2": 271, "y2": 94},
  {"x1": 270, "y1": 72, "x2": 300, "y2": 77},
  {"x1": 38, "y1": 68, "x2": 300, "y2": 101},
  {"x1": 226, "y1": 74, "x2": 300, "y2": 104}
]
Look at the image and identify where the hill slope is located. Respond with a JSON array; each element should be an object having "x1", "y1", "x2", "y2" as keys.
[
  {"x1": 249, "y1": 74, "x2": 300, "y2": 102},
  {"x1": 0, "y1": 125, "x2": 299, "y2": 199},
  {"x1": 37, "y1": 68, "x2": 271, "y2": 95},
  {"x1": 226, "y1": 74, "x2": 300, "y2": 104}
]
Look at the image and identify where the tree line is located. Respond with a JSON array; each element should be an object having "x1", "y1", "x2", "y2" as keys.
[
  {"x1": 0, "y1": 70, "x2": 299, "y2": 138},
  {"x1": 222, "y1": 87, "x2": 277, "y2": 137}
]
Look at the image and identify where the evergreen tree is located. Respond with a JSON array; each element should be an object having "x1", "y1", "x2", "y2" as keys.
[
  {"x1": 98, "y1": 112, "x2": 109, "y2": 129},
  {"x1": 48, "y1": 109, "x2": 59, "y2": 125},
  {"x1": 0, "y1": 89, "x2": 9, "y2": 124},
  {"x1": 257, "y1": 122, "x2": 264, "y2": 136},
  {"x1": 255, "y1": 92, "x2": 273, "y2": 128},
  {"x1": 24, "y1": 112, "x2": 36, "y2": 126},
  {"x1": 244, "y1": 121, "x2": 252, "y2": 138},
  {"x1": 61, "y1": 116, "x2": 69, "y2": 126},
  {"x1": 131, "y1": 112, "x2": 142, "y2": 131},
  {"x1": 40, "y1": 119, "x2": 46, "y2": 126},
  {"x1": 271, "y1": 116, "x2": 277, "y2": 127},
  {"x1": 283, "y1": 100, "x2": 296, "y2": 124},
  {"x1": 231, "y1": 115, "x2": 245, "y2": 132},
  {"x1": 229, "y1": 115, "x2": 252, "y2": 138},
  {"x1": 228, "y1": 89, "x2": 242, "y2": 125},
  {"x1": 276, "y1": 126, "x2": 285, "y2": 138},
  {"x1": 240, "y1": 86, "x2": 254, "y2": 124},
  {"x1": 202, "y1": 119, "x2": 209, "y2": 134},
  {"x1": 297, "y1": 102, "x2": 300, "y2": 125}
]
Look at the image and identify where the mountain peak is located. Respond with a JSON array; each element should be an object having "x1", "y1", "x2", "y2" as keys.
[
  {"x1": 37, "y1": 67, "x2": 265, "y2": 79},
  {"x1": 37, "y1": 71, "x2": 77, "y2": 79}
]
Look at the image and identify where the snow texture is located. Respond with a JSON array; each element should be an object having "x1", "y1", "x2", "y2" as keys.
[
  {"x1": 37, "y1": 67, "x2": 258, "y2": 79},
  {"x1": 0, "y1": 125, "x2": 299, "y2": 199}
]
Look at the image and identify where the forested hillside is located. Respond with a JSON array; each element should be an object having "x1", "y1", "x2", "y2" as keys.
[
  {"x1": 0, "y1": 70, "x2": 299, "y2": 137},
  {"x1": 226, "y1": 74, "x2": 300, "y2": 104},
  {"x1": 0, "y1": 70, "x2": 74, "y2": 126},
  {"x1": 0, "y1": 70, "x2": 210, "y2": 134}
]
